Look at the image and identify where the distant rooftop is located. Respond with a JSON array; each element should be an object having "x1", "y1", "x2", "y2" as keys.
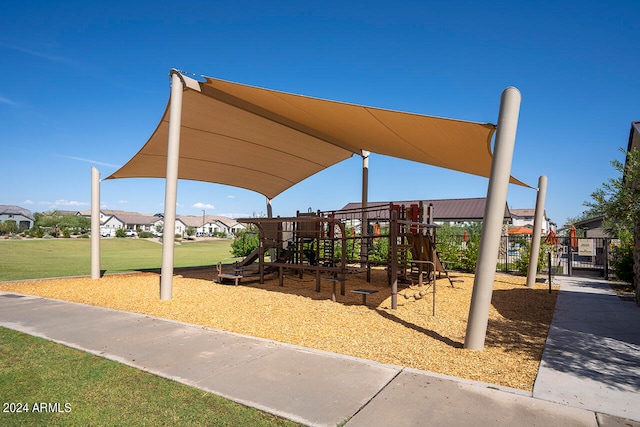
[
  {"x1": 334, "y1": 197, "x2": 510, "y2": 221},
  {"x1": 0, "y1": 205, "x2": 35, "y2": 221}
]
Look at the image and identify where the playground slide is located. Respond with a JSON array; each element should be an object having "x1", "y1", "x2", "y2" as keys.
[
  {"x1": 237, "y1": 247, "x2": 260, "y2": 267},
  {"x1": 410, "y1": 234, "x2": 454, "y2": 286}
]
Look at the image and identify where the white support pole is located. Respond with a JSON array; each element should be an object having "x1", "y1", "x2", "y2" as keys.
[
  {"x1": 90, "y1": 167, "x2": 101, "y2": 279},
  {"x1": 160, "y1": 70, "x2": 185, "y2": 300},
  {"x1": 464, "y1": 87, "x2": 521, "y2": 350},
  {"x1": 360, "y1": 150, "x2": 370, "y2": 267},
  {"x1": 526, "y1": 175, "x2": 548, "y2": 288}
]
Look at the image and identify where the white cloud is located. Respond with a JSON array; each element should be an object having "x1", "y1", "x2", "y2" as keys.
[
  {"x1": 59, "y1": 155, "x2": 120, "y2": 168},
  {"x1": 22, "y1": 200, "x2": 34, "y2": 205},
  {"x1": 227, "y1": 195, "x2": 236, "y2": 199},
  {"x1": 0, "y1": 96, "x2": 18, "y2": 106},
  {"x1": 40, "y1": 199, "x2": 89, "y2": 207},
  {"x1": 118, "y1": 200, "x2": 129, "y2": 204},
  {"x1": 192, "y1": 202, "x2": 215, "y2": 209},
  {"x1": 1, "y1": 42, "x2": 75, "y2": 65},
  {"x1": 218, "y1": 212, "x2": 251, "y2": 219}
]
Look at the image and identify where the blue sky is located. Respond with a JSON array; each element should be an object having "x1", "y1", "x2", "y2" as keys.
[{"x1": 1, "y1": 1, "x2": 638, "y2": 226}]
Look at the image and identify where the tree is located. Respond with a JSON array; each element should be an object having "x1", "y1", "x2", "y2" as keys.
[{"x1": 584, "y1": 148, "x2": 640, "y2": 305}]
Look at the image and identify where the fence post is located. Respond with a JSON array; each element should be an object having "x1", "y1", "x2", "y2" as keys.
[
  {"x1": 567, "y1": 240, "x2": 573, "y2": 276},
  {"x1": 390, "y1": 210, "x2": 398, "y2": 310},
  {"x1": 548, "y1": 251, "x2": 552, "y2": 293},
  {"x1": 604, "y1": 238, "x2": 609, "y2": 280}
]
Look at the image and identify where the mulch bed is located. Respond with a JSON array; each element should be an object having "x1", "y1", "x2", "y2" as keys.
[{"x1": 0, "y1": 267, "x2": 558, "y2": 391}]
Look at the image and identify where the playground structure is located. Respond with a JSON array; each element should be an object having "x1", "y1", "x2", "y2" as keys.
[{"x1": 235, "y1": 201, "x2": 453, "y2": 311}]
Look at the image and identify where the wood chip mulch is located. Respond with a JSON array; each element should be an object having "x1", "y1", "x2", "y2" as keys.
[{"x1": 0, "y1": 267, "x2": 559, "y2": 391}]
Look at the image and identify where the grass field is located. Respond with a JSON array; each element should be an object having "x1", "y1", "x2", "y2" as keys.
[
  {"x1": 0, "y1": 238, "x2": 240, "y2": 281},
  {"x1": 0, "y1": 327, "x2": 298, "y2": 426},
  {"x1": 0, "y1": 239, "x2": 300, "y2": 426}
]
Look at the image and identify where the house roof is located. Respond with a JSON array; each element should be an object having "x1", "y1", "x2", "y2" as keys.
[
  {"x1": 177, "y1": 215, "x2": 241, "y2": 228},
  {"x1": 510, "y1": 208, "x2": 535, "y2": 218},
  {"x1": 627, "y1": 121, "x2": 640, "y2": 154},
  {"x1": 53, "y1": 210, "x2": 81, "y2": 216},
  {"x1": 106, "y1": 70, "x2": 529, "y2": 199},
  {"x1": 335, "y1": 197, "x2": 510, "y2": 221},
  {"x1": 0, "y1": 205, "x2": 35, "y2": 221},
  {"x1": 573, "y1": 215, "x2": 605, "y2": 228},
  {"x1": 113, "y1": 213, "x2": 160, "y2": 226}
]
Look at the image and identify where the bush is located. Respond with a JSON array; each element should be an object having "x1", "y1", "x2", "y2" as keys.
[
  {"x1": 459, "y1": 234, "x2": 480, "y2": 272},
  {"x1": 368, "y1": 236, "x2": 390, "y2": 262},
  {"x1": 231, "y1": 230, "x2": 259, "y2": 257},
  {"x1": 138, "y1": 231, "x2": 154, "y2": 238},
  {"x1": 513, "y1": 240, "x2": 553, "y2": 276},
  {"x1": 611, "y1": 237, "x2": 634, "y2": 284},
  {"x1": 115, "y1": 228, "x2": 127, "y2": 238},
  {"x1": 26, "y1": 227, "x2": 45, "y2": 238},
  {"x1": 0, "y1": 220, "x2": 17, "y2": 236}
]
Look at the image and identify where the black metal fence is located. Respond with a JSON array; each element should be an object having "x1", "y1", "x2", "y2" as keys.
[{"x1": 438, "y1": 234, "x2": 611, "y2": 278}]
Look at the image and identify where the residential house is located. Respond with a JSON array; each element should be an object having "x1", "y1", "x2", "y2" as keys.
[
  {"x1": 177, "y1": 215, "x2": 245, "y2": 237},
  {"x1": 79, "y1": 209, "x2": 243, "y2": 237},
  {"x1": 510, "y1": 208, "x2": 552, "y2": 234},
  {"x1": 80, "y1": 209, "x2": 163, "y2": 234},
  {"x1": 0, "y1": 205, "x2": 35, "y2": 230},
  {"x1": 572, "y1": 215, "x2": 608, "y2": 238}
]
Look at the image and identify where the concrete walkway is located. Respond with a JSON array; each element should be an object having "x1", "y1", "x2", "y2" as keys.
[
  {"x1": 533, "y1": 275, "x2": 640, "y2": 422},
  {"x1": 1, "y1": 274, "x2": 639, "y2": 426}
]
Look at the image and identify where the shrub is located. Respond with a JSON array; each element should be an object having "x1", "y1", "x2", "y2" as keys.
[
  {"x1": 513, "y1": 240, "x2": 553, "y2": 276},
  {"x1": 230, "y1": 230, "x2": 259, "y2": 257},
  {"x1": 0, "y1": 220, "x2": 17, "y2": 236},
  {"x1": 138, "y1": 231, "x2": 154, "y2": 238},
  {"x1": 368, "y1": 236, "x2": 390, "y2": 263},
  {"x1": 115, "y1": 228, "x2": 127, "y2": 238},
  {"x1": 457, "y1": 234, "x2": 480, "y2": 272},
  {"x1": 611, "y1": 237, "x2": 634, "y2": 284}
]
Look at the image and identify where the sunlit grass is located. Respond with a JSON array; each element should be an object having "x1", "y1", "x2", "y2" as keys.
[
  {"x1": 0, "y1": 238, "x2": 240, "y2": 281},
  {"x1": 0, "y1": 327, "x2": 299, "y2": 426}
]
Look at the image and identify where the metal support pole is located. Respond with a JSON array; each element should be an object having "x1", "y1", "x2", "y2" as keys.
[
  {"x1": 360, "y1": 150, "x2": 370, "y2": 268},
  {"x1": 464, "y1": 87, "x2": 521, "y2": 350},
  {"x1": 266, "y1": 197, "x2": 276, "y2": 262},
  {"x1": 160, "y1": 70, "x2": 185, "y2": 300},
  {"x1": 567, "y1": 242, "x2": 573, "y2": 276},
  {"x1": 90, "y1": 167, "x2": 100, "y2": 279},
  {"x1": 526, "y1": 175, "x2": 548, "y2": 288},
  {"x1": 548, "y1": 251, "x2": 552, "y2": 293},
  {"x1": 604, "y1": 238, "x2": 609, "y2": 280},
  {"x1": 390, "y1": 210, "x2": 398, "y2": 309}
]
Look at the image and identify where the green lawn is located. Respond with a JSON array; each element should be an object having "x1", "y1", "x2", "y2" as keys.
[
  {"x1": 0, "y1": 240, "x2": 298, "y2": 426},
  {"x1": 0, "y1": 238, "x2": 241, "y2": 281},
  {"x1": 0, "y1": 327, "x2": 299, "y2": 427}
]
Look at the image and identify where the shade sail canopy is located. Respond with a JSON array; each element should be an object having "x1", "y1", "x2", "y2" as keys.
[{"x1": 107, "y1": 70, "x2": 528, "y2": 198}]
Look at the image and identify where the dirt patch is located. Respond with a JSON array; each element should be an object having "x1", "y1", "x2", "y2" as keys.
[
  {"x1": 0, "y1": 267, "x2": 558, "y2": 391},
  {"x1": 609, "y1": 281, "x2": 637, "y2": 302}
]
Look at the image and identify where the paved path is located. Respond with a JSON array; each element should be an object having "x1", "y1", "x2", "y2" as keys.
[
  {"x1": 533, "y1": 275, "x2": 640, "y2": 422},
  {"x1": 1, "y1": 274, "x2": 639, "y2": 426}
]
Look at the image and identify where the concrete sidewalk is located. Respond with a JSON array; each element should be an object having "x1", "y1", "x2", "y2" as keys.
[
  {"x1": 1, "y1": 274, "x2": 639, "y2": 426},
  {"x1": 533, "y1": 275, "x2": 640, "y2": 422}
]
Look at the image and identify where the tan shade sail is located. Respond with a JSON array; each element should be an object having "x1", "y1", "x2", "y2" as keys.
[{"x1": 106, "y1": 71, "x2": 528, "y2": 198}]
